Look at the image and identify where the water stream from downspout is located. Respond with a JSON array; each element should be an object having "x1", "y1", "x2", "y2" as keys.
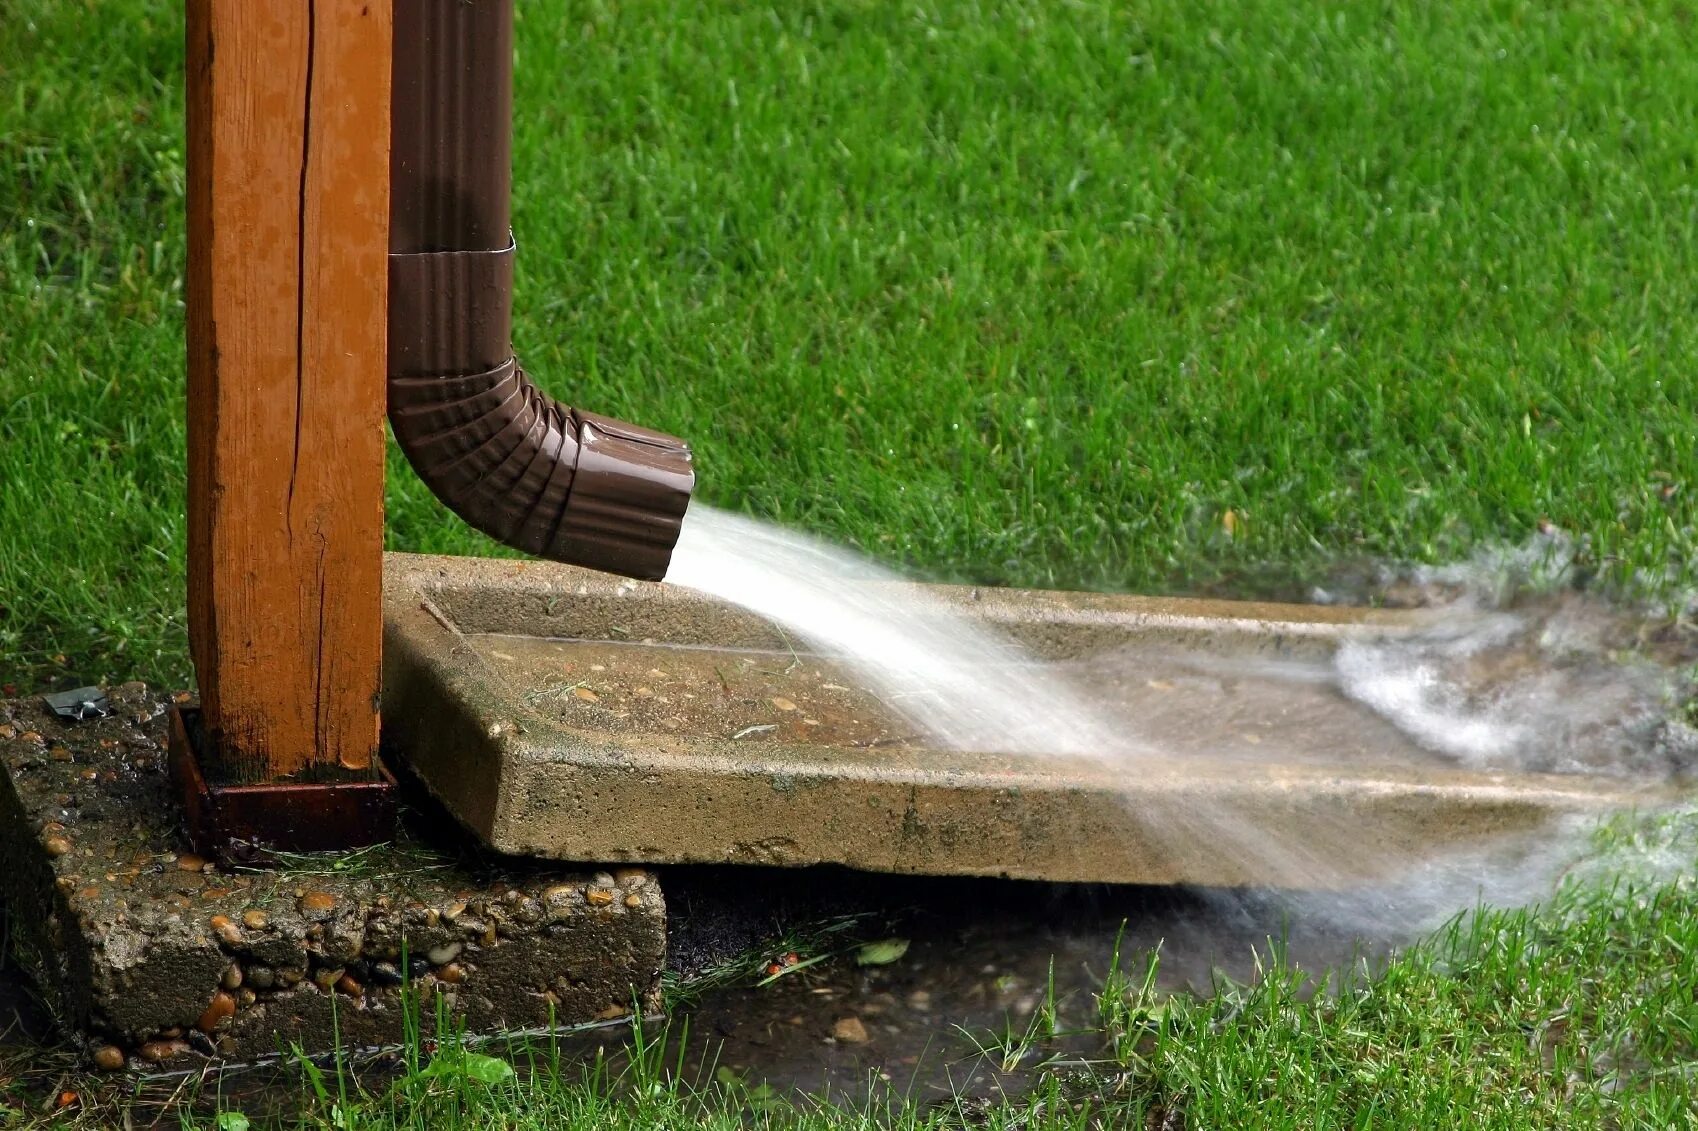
[
  {"x1": 665, "y1": 506, "x2": 1146, "y2": 760},
  {"x1": 664, "y1": 505, "x2": 1696, "y2": 928}
]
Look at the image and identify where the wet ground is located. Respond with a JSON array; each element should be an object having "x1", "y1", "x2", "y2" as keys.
[
  {"x1": 560, "y1": 802, "x2": 1609, "y2": 1106},
  {"x1": 18, "y1": 803, "x2": 1615, "y2": 1123},
  {"x1": 0, "y1": 862, "x2": 1404, "y2": 1122},
  {"x1": 625, "y1": 867, "x2": 1390, "y2": 1103}
]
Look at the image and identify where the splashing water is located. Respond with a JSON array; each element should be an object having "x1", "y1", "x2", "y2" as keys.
[
  {"x1": 668, "y1": 507, "x2": 1692, "y2": 777},
  {"x1": 663, "y1": 506, "x2": 1695, "y2": 933},
  {"x1": 665, "y1": 506, "x2": 1142, "y2": 759},
  {"x1": 1333, "y1": 609, "x2": 1694, "y2": 778}
]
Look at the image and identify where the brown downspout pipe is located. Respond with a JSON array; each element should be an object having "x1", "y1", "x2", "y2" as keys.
[{"x1": 388, "y1": 0, "x2": 693, "y2": 581}]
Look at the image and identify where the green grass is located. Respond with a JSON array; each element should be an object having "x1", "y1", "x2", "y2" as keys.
[
  {"x1": 156, "y1": 810, "x2": 1693, "y2": 1130},
  {"x1": 1095, "y1": 820, "x2": 1698, "y2": 1128},
  {"x1": 4, "y1": 0, "x2": 1695, "y2": 689}
]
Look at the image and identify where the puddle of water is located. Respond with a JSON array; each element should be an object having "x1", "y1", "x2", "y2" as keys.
[{"x1": 1331, "y1": 599, "x2": 1695, "y2": 779}]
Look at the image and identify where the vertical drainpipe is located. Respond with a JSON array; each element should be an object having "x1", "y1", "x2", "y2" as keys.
[{"x1": 387, "y1": 0, "x2": 694, "y2": 581}]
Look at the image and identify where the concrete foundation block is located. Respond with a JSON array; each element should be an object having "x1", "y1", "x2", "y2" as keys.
[{"x1": 0, "y1": 686, "x2": 663, "y2": 1069}]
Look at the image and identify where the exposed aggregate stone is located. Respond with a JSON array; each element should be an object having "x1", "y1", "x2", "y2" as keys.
[{"x1": 0, "y1": 686, "x2": 664, "y2": 1071}]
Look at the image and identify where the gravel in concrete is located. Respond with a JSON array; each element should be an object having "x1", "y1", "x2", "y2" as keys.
[{"x1": 0, "y1": 685, "x2": 664, "y2": 1069}]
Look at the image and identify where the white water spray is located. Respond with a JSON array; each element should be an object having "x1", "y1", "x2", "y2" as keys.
[
  {"x1": 665, "y1": 506, "x2": 1142, "y2": 759},
  {"x1": 663, "y1": 506, "x2": 1694, "y2": 933}
]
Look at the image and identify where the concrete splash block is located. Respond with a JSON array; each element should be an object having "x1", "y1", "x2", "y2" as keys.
[
  {"x1": 0, "y1": 686, "x2": 663, "y2": 1069},
  {"x1": 383, "y1": 553, "x2": 1665, "y2": 889}
]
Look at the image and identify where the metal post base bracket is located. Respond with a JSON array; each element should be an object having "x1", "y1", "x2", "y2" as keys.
[{"x1": 168, "y1": 706, "x2": 397, "y2": 864}]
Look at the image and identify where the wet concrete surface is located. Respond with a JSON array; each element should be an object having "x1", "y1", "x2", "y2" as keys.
[{"x1": 468, "y1": 632, "x2": 1459, "y2": 775}]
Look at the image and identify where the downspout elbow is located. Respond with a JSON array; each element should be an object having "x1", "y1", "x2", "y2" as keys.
[{"x1": 386, "y1": 241, "x2": 692, "y2": 582}]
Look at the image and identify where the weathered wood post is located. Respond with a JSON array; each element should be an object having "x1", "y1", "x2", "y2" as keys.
[{"x1": 173, "y1": 0, "x2": 396, "y2": 856}]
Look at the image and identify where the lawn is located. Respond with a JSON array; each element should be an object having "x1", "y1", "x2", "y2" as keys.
[
  {"x1": 4, "y1": 0, "x2": 1694, "y2": 691},
  {"x1": 3, "y1": 0, "x2": 1698, "y2": 1126}
]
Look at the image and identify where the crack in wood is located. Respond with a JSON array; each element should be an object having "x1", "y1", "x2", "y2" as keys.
[
  {"x1": 288, "y1": 0, "x2": 318, "y2": 524},
  {"x1": 314, "y1": 535, "x2": 328, "y2": 769}
]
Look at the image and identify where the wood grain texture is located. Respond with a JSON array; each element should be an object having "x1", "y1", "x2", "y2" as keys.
[{"x1": 186, "y1": 0, "x2": 392, "y2": 780}]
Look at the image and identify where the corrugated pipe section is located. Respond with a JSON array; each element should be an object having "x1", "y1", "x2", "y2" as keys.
[{"x1": 388, "y1": 0, "x2": 693, "y2": 581}]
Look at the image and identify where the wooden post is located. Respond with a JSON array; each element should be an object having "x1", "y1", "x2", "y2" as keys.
[{"x1": 184, "y1": 0, "x2": 392, "y2": 782}]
